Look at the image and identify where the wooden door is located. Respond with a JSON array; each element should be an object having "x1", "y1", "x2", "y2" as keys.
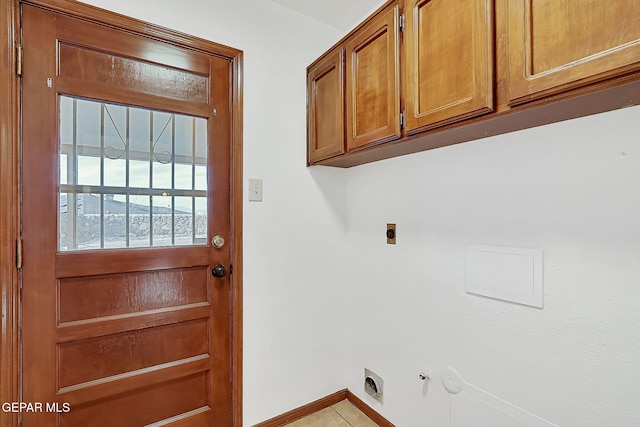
[
  {"x1": 21, "y1": 4, "x2": 235, "y2": 426},
  {"x1": 307, "y1": 47, "x2": 345, "y2": 164},
  {"x1": 404, "y1": 0, "x2": 494, "y2": 134},
  {"x1": 506, "y1": 0, "x2": 640, "y2": 105},
  {"x1": 346, "y1": 2, "x2": 401, "y2": 151}
]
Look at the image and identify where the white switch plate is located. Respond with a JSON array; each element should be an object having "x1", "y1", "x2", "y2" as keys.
[{"x1": 248, "y1": 178, "x2": 263, "y2": 202}]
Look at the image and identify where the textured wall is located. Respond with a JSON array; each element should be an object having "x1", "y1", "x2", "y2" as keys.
[{"x1": 344, "y1": 105, "x2": 640, "y2": 426}]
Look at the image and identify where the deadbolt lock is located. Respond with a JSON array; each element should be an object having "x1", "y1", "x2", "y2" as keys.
[
  {"x1": 212, "y1": 235, "x2": 225, "y2": 248},
  {"x1": 212, "y1": 264, "x2": 226, "y2": 278}
]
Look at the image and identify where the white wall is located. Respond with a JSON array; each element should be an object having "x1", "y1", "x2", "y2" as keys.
[
  {"x1": 76, "y1": 2, "x2": 640, "y2": 426},
  {"x1": 344, "y1": 105, "x2": 640, "y2": 426},
  {"x1": 78, "y1": 0, "x2": 348, "y2": 425}
]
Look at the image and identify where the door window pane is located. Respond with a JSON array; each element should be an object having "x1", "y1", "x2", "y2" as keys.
[
  {"x1": 103, "y1": 103, "x2": 127, "y2": 187},
  {"x1": 194, "y1": 197, "x2": 207, "y2": 242},
  {"x1": 58, "y1": 96, "x2": 208, "y2": 251}
]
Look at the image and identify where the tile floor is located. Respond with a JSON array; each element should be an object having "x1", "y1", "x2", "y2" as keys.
[{"x1": 283, "y1": 400, "x2": 379, "y2": 427}]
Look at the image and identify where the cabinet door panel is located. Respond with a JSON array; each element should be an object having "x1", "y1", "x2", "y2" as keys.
[
  {"x1": 507, "y1": 0, "x2": 640, "y2": 105},
  {"x1": 308, "y1": 48, "x2": 345, "y2": 164},
  {"x1": 346, "y1": 4, "x2": 401, "y2": 151},
  {"x1": 405, "y1": 0, "x2": 494, "y2": 133}
]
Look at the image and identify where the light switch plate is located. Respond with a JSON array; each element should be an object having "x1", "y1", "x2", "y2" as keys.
[{"x1": 248, "y1": 178, "x2": 263, "y2": 202}]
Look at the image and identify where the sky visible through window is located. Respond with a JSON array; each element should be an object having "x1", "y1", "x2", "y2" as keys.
[{"x1": 58, "y1": 96, "x2": 208, "y2": 250}]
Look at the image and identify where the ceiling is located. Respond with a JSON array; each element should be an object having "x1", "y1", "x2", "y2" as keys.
[{"x1": 269, "y1": 0, "x2": 384, "y2": 32}]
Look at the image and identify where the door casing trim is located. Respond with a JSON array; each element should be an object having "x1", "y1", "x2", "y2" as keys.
[
  {"x1": 0, "y1": 1, "x2": 20, "y2": 426},
  {"x1": 0, "y1": 1, "x2": 243, "y2": 425}
]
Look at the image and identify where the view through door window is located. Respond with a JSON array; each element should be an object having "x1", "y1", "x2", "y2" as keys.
[{"x1": 58, "y1": 96, "x2": 208, "y2": 250}]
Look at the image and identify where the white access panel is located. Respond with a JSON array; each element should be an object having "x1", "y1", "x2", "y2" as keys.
[{"x1": 465, "y1": 244, "x2": 543, "y2": 308}]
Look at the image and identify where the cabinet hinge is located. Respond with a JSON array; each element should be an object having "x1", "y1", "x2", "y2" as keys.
[
  {"x1": 400, "y1": 111, "x2": 405, "y2": 129},
  {"x1": 399, "y1": 14, "x2": 405, "y2": 32},
  {"x1": 16, "y1": 45, "x2": 23, "y2": 76},
  {"x1": 16, "y1": 237, "x2": 23, "y2": 270}
]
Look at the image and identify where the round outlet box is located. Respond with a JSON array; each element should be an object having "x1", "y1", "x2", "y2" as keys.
[{"x1": 442, "y1": 367, "x2": 463, "y2": 394}]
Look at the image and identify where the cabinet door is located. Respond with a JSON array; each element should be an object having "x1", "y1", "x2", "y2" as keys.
[
  {"x1": 346, "y1": 3, "x2": 401, "y2": 151},
  {"x1": 507, "y1": 0, "x2": 640, "y2": 105},
  {"x1": 404, "y1": 0, "x2": 494, "y2": 134},
  {"x1": 307, "y1": 48, "x2": 345, "y2": 164}
]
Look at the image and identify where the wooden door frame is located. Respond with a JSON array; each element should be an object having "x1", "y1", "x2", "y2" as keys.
[
  {"x1": 0, "y1": 0, "x2": 244, "y2": 425},
  {"x1": 0, "y1": 0, "x2": 20, "y2": 425}
]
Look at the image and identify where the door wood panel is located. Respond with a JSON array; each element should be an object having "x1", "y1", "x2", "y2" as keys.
[
  {"x1": 58, "y1": 43, "x2": 210, "y2": 103},
  {"x1": 58, "y1": 319, "x2": 209, "y2": 388},
  {"x1": 58, "y1": 267, "x2": 209, "y2": 322},
  {"x1": 507, "y1": 0, "x2": 640, "y2": 105},
  {"x1": 404, "y1": 0, "x2": 494, "y2": 133},
  {"x1": 346, "y1": 2, "x2": 401, "y2": 151},
  {"x1": 60, "y1": 373, "x2": 210, "y2": 427},
  {"x1": 54, "y1": 76, "x2": 212, "y2": 118},
  {"x1": 307, "y1": 47, "x2": 345, "y2": 164},
  {"x1": 57, "y1": 356, "x2": 211, "y2": 407},
  {"x1": 21, "y1": 4, "x2": 236, "y2": 426}
]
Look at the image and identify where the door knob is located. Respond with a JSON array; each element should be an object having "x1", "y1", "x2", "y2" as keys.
[
  {"x1": 212, "y1": 264, "x2": 226, "y2": 278},
  {"x1": 212, "y1": 235, "x2": 225, "y2": 248}
]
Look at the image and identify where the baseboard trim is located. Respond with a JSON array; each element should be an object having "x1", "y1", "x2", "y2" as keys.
[
  {"x1": 252, "y1": 388, "x2": 395, "y2": 427},
  {"x1": 253, "y1": 389, "x2": 348, "y2": 427},
  {"x1": 346, "y1": 390, "x2": 396, "y2": 427}
]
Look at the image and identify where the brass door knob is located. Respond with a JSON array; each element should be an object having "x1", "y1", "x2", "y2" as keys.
[{"x1": 212, "y1": 235, "x2": 225, "y2": 248}]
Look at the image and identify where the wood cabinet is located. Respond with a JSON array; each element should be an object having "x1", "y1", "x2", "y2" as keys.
[
  {"x1": 506, "y1": 0, "x2": 640, "y2": 105},
  {"x1": 307, "y1": 47, "x2": 345, "y2": 164},
  {"x1": 346, "y1": 3, "x2": 401, "y2": 151},
  {"x1": 404, "y1": 0, "x2": 493, "y2": 133},
  {"x1": 307, "y1": 0, "x2": 640, "y2": 167}
]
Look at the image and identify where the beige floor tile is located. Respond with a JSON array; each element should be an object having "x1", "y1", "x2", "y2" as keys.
[
  {"x1": 284, "y1": 407, "x2": 351, "y2": 427},
  {"x1": 331, "y1": 400, "x2": 380, "y2": 427}
]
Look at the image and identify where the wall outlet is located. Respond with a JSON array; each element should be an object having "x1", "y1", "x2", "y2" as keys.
[{"x1": 386, "y1": 223, "x2": 396, "y2": 245}]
